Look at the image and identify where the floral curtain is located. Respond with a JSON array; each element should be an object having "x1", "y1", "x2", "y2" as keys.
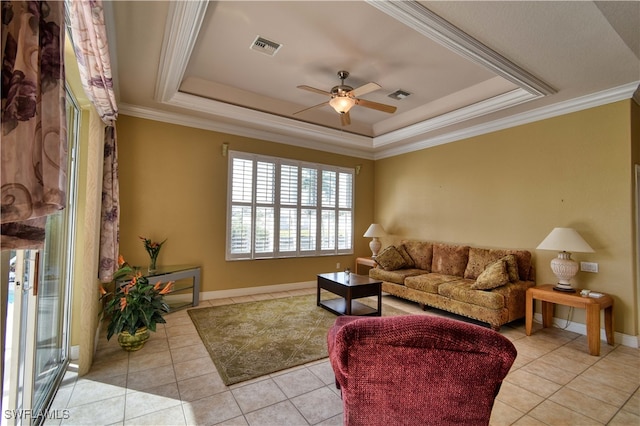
[
  {"x1": 68, "y1": 0, "x2": 119, "y2": 282},
  {"x1": 1, "y1": 1, "x2": 67, "y2": 250}
]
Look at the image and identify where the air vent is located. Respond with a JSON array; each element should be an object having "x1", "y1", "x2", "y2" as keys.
[
  {"x1": 250, "y1": 36, "x2": 282, "y2": 56},
  {"x1": 388, "y1": 89, "x2": 411, "y2": 100}
]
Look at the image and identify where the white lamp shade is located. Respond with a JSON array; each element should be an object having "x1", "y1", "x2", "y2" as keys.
[
  {"x1": 363, "y1": 224, "x2": 386, "y2": 238},
  {"x1": 536, "y1": 227, "x2": 594, "y2": 253}
]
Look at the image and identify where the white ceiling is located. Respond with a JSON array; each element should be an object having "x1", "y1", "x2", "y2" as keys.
[{"x1": 108, "y1": 1, "x2": 640, "y2": 159}]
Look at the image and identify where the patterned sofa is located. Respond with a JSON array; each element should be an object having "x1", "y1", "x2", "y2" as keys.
[{"x1": 369, "y1": 240, "x2": 536, "y2": 330}]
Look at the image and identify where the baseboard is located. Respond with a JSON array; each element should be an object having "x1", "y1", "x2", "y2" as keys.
[
  {"x1": 200, "y1": 281, "x2": 316, "y2": 301},
  {"x1": 533, "y1": 313, "x2": 639, "y2": 349}
]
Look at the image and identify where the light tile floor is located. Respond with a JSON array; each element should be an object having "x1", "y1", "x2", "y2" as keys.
[{"x1": 49, "y1": 288, "x2": 639, "y2": 425}]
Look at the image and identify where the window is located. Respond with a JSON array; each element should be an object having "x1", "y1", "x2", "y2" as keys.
[{"x1": 227, "y1": 151, "x2": 354, "y2": 260}]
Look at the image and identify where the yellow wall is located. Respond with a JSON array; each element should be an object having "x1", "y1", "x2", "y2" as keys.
[
  {"x1": 116, "y1": 100, "x2": 637, "y2": 337},
  {"x1": 117, "y1": 116, "x2": 375, "y2": 291},
  {"x1": 375, "y1": 100, "x2": 637, "y2": 336}
]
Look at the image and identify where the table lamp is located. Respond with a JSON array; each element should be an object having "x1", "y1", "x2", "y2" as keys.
[
  {"x1": 363, "y1": 224, "x2": 386, "y2": 258},
  {"x1": 536, "y1": 227, "x2": 594, "y2": 292}
]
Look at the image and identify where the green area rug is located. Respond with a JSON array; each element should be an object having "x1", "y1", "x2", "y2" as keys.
[{"x1": 187, "y1": 293, "x2": 408, "y2": 385}]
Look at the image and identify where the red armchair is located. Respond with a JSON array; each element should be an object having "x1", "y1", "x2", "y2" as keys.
[{"x1": 327, "y1": 315, "x2": 516, "y2": 426}]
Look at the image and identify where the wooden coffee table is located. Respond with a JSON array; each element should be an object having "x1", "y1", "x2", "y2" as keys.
[{"x1": 317, "y1": 272, "x2": 382, "y2": 316}]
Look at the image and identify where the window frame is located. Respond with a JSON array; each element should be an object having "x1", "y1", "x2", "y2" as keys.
[{"x1": 226, "y1": 150, "x2": 355, "y2": 261}]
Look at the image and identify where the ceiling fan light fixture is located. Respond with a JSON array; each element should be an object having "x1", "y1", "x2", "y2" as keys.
[{"x1": 329, "y1": 96, "x2": 355, "y2": 114}]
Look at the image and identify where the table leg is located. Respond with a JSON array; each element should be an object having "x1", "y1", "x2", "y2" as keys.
[
  {"x1": 316, "y1": 283, "x2": 321, "y2": 307},
  {"x1": 377, "y1": 288, "x2": 382, "y2": 316},
  {"x1": 541, "y1": 301, "x2": 554, "y2": 328},
  {"x1": 525, "y1": 291, "x2": 533, "y2": 336},
  {"x1": 586, "y1": 304, "x2": 601, "y2": 356},
  {"x1": 346, "y1": 289, "x2": 352, "y2": 315},
  {"x1": 193, "y1": 269, "x2": 201, "y2": 307},
  {"x1": 604, "y1": 305, "x2": 614, "y2": 346}
]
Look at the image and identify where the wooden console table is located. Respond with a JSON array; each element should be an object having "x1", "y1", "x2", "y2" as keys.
[{"x1": 525, "y1": 284, "x2": 613, "y2": 356}]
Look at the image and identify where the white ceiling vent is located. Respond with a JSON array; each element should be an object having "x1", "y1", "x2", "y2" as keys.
[
  {"x1": 250, "y1": 36, "x2": 282, "y2": 56},
  {"x1": 388, "y1": 89, "x2": 411, "y2": 100}
]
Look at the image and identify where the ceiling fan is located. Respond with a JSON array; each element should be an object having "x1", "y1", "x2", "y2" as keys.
[{"x1": 294, "y1": 70, "x2": 397, "y2": 126}]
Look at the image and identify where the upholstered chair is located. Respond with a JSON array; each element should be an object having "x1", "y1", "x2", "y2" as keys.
[{"x1": 327, "y1": 315, "x2": 517, "y2": 426}]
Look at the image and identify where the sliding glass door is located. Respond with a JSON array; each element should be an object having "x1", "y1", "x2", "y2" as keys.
[{"x1": 1, "y1": 90, "x2": 79, "y2": 425}]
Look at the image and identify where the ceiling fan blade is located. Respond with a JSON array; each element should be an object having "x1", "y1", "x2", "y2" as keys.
[
  {"x1": 297, "y1": 85, "x2": 331, "y2": 97},
  {"x1": 293, "y1": 101, "x2": 328, "y2": 115},
  {"x1": 340, "y1": 111, "x2": 351, "y2": 126},
  {"x1": 349, "y1": 82, "x2": 381, "y2": 98},
  {"x1": 355, "y1": 98, "x2": 397, "y2": 114}
]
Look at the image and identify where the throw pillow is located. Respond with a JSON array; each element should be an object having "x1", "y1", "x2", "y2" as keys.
[
  {"x1": 500, "y1": 254, "x2": 520, "y2": 282},
  {"x1": 375, "y1": 246, "x2": 407, "y2": 271},
  {"x1": 490, "y1": 249, "x2": 532, "y2": 281},
  {"x1": 472, "y1": 259, "x2": 509, "y2": 290}
]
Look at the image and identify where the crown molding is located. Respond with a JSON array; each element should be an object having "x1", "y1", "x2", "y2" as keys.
[
  {"x1": 120, "y1": 81, "x2": 636, "y2": 162},
  {"x1": 154, "y1": 0, "x2": 209, "y2": 103},
  {"x1": 367, "y1": 0, "x2": 556, "y2": 97},
  {"x1": 373, "y1": 88, "x2": 536, "y2": 147},
  {"x1": 374, "y1": 81, "x2": 639, "y2": 159},
  {"x1": 169, "y1": 92, "x2": 372, "y2": 149},
  {"x1": 118, "y1": 103, "x2": 376, "y2": 160}
]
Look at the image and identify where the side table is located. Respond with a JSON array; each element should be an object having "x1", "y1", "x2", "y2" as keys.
[
  {"x1": 145, "y1": 265, "x2": 201, "y2": 311},
  {"x1": 525, "y1": 284, "x2": 614, "y2": 356},
  {"x1": 355, "y1": 257, "x2": 376, "y2": 275}
]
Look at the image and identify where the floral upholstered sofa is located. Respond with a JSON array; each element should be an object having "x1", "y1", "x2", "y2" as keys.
[{"x1": 369, "y1": 240, "x2": 536, "y2": 330}]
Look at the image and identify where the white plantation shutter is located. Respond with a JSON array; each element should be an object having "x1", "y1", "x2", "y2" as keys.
[
  {"x1": 227, "y1": 151, "x2": 353, "y2": 260},
  {"x1": 338, "y1": 173, "x2": 353, "y2": 250}
]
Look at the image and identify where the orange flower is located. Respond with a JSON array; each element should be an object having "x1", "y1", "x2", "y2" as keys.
[
  {"x1": 159, "y1": 281, "x2": 174, "y2": 295},
  {"x1": 123, "y1": 282, "x2": 134, "y2": 295},
  {"x1": 99, "y1": 285, "x2": 107, "y2": 296},
  {"x1": 153, "y1": 281, "x2": 163, "y2": 291},
  {"x1": 119, "y1": 297, "x2": 127, "y2": 311},
  {"x1": 118, "y1": 255, "x2": 125, "y2": 267}
]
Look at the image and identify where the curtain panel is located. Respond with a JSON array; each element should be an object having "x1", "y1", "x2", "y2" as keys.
[
  {"x1": 68, "y1": 0, "x2": 119, "y2": 282},
  {"x1": 1, "y1": 1, "x2": 67, "y2": 250}
]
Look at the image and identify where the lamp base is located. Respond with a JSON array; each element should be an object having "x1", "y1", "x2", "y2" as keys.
[
  {"x1": 553, "y1": 284, "x2": 577, "y2": 293},
  {"x1": 369, "y1": 237, "x2": 381, "y2": 259}
]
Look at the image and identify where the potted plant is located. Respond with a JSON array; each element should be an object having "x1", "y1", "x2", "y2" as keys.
[{"x1": 100, "y1": 256, "x2": 174, "y2": 351}]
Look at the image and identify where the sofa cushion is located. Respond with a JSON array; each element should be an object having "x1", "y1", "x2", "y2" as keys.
[
  {"x1": 439, "y1": 279, "x2": 505, "y2": 310},
  {"x1": 401, "y1": 240, "x2": 433, "y2": 271},
  {"x1": 405, "y1": 273, "x2": 461, "y2": 294},
  {"x1": 472, "y1": 260, "x2": 510, "y2": 290},
  {"x1": 375, "y1": 246, "x2": 406, "y2": 271},
  {"x1": 396, "y1": 245, "x2": 415, "y2": 268},
  {"x1": 431, "y1": 243, "x2": 470, "y2": 277},
  {"x1": 369, "y1": 267, "x2": 426, "y2": 285}
]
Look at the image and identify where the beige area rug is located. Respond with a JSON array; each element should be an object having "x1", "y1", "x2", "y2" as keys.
[{"x1": 187, "y1": 293, "x2": 408, "y2": 385}]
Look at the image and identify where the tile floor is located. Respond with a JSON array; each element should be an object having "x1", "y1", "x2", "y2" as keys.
[{"x1": 49, "y1": 288, "x2": 639, "y2": 425}]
